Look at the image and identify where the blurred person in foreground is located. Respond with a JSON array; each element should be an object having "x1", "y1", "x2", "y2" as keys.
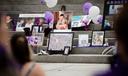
[
  {"x1": 0, "y1": 14, "x2": 18, "y2": 76},
  {"x1": 96, "y1": 4, "x2": 128, "y2": 76},
  {"x1": 11, "y1": 34, "x2": 45, "y2": 76}
]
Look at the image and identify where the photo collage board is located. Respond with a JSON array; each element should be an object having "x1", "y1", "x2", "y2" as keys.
[{"x1": 7, "y1": 11, "x2": 102, "y2": 32}]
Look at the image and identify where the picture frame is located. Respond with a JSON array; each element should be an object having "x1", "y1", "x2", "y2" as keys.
[
  {"x1": 33, "y1": 33, "x2": 44, "y2": 46},
  {"x1": 27, "y1": 33, "x2": 44, "y2": 46},
  {"x1": 47, "y1": 32, "x2": 74, "y2": 52},
  {"x1": 91, "y1": 31, "x2": 105, "y2": 46},
  {"x1": 31, "y1": 25, "x2": 40, "y2": 33},
  {"x1": 63, "y1": 46, "x2": 70, "y2": 55},
  {"x1": 78, "y1": 34, "x2": 89, "y2": 47}
]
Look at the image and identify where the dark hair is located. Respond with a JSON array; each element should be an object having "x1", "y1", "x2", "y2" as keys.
[
  {"x1": 11, "y1": 34, "x2": 31, "y2": 65},
  {"x1": 61, "y1": 5, "x2": 66, "y2": 11},
  {"x1": 60, "y1": 14, "x2": 64, "y2": 17},
  {"x1": 0, "y1": 14, "x2": 18, "y2": 76},
  {"x1": 0, "y1": 45, "x2": 17, "y2": 76},
  {"x1": 114, "y1": 4, "x2": 128, "y2": 54}
]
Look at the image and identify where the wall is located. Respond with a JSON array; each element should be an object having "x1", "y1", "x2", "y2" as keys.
[{"x1": 0, "y1": 0, "x2": 104, "y2": 15}]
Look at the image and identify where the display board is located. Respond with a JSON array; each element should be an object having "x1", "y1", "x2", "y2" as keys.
[
  {"x1": 102, "y1": 0, "x2": 128, "y2": 30},
  {"x1": 48, "y1": 32, "x2": 73, "y2": 51},
  {"x1": 6, "y1": 14, "x2": 49, "y2": 31}
]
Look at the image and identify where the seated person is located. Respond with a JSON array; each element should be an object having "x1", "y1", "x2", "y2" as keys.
[
  {"x1": 11, "y1": 34, "x2": 45, "y2": 76},
  {"x1": 56, "y1": 14, "x2": 68, "y2": 30}
]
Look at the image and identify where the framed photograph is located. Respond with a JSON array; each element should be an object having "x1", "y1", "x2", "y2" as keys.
[
  {"x1": 31, "y1": 25, "x2": 40, "y2": 33},
  {"x1": 27, "y1": 33, "x2": 44, "y2": 46},
  {"x1": 48, "y1": 32, "x2": 73, "y2": 52},
  {"x1": 91, "y1": 31, "x2": 105, "y2": 46},
  {"x1": 33, "y1": 33, "x2": 44, "y2": 46},
  {"x1": 63, "y1": 46, "x2": 70, "y2": 55},
  {"x1": 78, "y1": 34, "x2": 89, "y2": 47}
]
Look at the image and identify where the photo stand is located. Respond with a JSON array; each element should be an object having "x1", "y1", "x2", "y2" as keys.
[{"x1": 63, "y1": 46, "x2": 70, "y2": 55}]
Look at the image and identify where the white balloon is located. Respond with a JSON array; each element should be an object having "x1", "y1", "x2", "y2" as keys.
[
  {"x1": 45, "y1": 0, "x2": 58, "y2": 8},
  {"x1": 92, "y1": 15, "x2": 102, "y2": 24},
  {"x1": 89, "y1": 6, "x2": 100, "y2": 19}
]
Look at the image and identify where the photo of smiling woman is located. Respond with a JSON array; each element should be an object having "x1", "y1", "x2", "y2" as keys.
[{"x1": 56, "y1": 14, "x2": 68, "y2": 30}]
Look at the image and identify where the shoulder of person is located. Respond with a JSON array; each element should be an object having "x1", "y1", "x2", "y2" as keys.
[
  {"x1": 21, "y1": 62, "x2": 45, "y2": 76},
  {"x1": 30, "y1": 63, "x2": 45, "y2": 76}
]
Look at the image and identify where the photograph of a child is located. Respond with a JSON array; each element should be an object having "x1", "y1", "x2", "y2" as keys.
[{"x1": 92, "y1": 31, "x2": 104, "y2": 46}]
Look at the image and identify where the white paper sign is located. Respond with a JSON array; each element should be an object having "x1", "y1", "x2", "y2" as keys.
[
  {"x1": 79, "y1": 34, "x2": 89, "y2": 47},
  {"x1": 19, "y1": 14, "x2": 45, "y2": 18},
  {"x1": 53, "y1": 29, "x2": 72, "y2": 32}
]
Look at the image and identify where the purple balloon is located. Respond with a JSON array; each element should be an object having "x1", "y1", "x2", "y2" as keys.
[
  {"x1": 44, "y1": 11, "x2": 54, "y2": 23},
  {"x1": 83, "y1": 2, "x2": 93, "y2": 15}
]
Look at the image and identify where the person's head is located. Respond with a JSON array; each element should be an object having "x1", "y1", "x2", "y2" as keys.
[
  {"x1": 59, "y1": 14, "x2": 64, "y2": 20},
  {"x1": 0, "y1": 14, "x2": 18, "y2": 76},
  {"x1": 114, "y1": 4, "x2": 128, "y2": 61},
  {"x1": 11, "y1": 34, "x2": 31, "y2": 65},
  {"x1": 61, "y1": 5, "x2": 66, "y2": 11}
]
